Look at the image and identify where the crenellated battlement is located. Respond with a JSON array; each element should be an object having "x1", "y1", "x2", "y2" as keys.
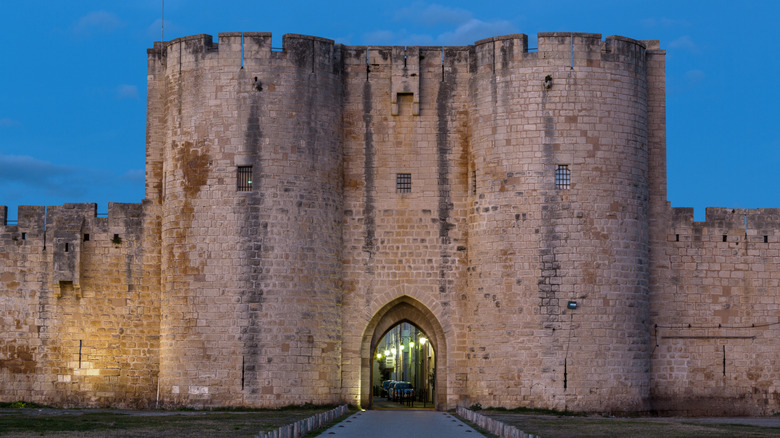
[
  {"x1": 1, "y1": 202, "x2": 145, "y2": 238},
  {"x1": 670, "y1": 206, "x2": 780, "y2": 243},
  {"x1": 1, "y1": 202, "x2": 146, "y2": 298},
  {"x1": 148, "y1": 32, "x2": 343, "y2": 74},
  {"x1": 147, "y1": 31, "x2": 657, "y2": 79},
  {"x1": 469, "y1": 32, "x2": 650, "y2": 73}
]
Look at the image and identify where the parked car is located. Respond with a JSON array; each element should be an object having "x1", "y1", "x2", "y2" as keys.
[
  {"x1": 390, "y1": 381, "x2": 414, "y2": 401},
  {"x1": 381, "y1": 380, "x2": 395, "y2": 398},
  {"x1": 386, "y1": 381, "x2": 399, "y2": 400}
]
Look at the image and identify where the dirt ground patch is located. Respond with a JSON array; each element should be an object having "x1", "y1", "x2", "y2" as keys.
[
  {"x1": 0, "y1": 407, "x2": 342, "y2": 437},
  {"x1": 478, "y1": 410, "x2": 780, "y2": 438}
]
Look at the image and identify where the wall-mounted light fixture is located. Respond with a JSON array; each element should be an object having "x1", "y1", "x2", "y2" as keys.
[{"x1": 544, "y1": 75, "x2": 553, "y2": 89}]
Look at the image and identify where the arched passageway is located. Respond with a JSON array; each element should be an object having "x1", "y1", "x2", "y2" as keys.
[
  {"x1": 359, "y1": 296, "x2": 448, "y2": 410},
  {"x1": 373, "y1": 322, "x2": 435, "y2": 408}
]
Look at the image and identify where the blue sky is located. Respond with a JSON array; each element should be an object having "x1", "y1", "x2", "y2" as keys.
[{"x1": 1, "y1": 1, "x2": 778, "y2": 221}]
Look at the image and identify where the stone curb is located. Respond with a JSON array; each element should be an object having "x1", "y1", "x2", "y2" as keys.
[
  {"x1": 256, "y1": 405, "x2": 350, "y2": 438},
  {"x1": 456, "y1": 406, "x2": 539, "y2": 438}
]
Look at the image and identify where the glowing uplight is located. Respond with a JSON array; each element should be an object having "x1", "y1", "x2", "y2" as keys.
[
  {"x1": 420, "y1": 338, "x2": 427, "y2": 345},
  {"x1": 384, "y1": 349, "x2": 390, "y2": 356},
  {"x1": 376, "y1": 353, "x2": 382, "y2": 359},
  {"x1": 409, "y1": 341, "x2": 415, "y2": 348}
]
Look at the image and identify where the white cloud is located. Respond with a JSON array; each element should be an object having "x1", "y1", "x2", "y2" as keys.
[
  {"x1": 119, "y1": 169, "x2": 145, "y2": 183},
  {"x1": 363, "y1": 3, "x2": 517, "y2": 46},
  {"x1": 361, "y1": 29, "x2": 439, "y2": 47},
  {"x1": 116, "y1": 84, "x2": 139, "y2": 100},
  {"x1": 333, "y1": 33, "x2": 355, "y2": 45},
  {"x1": 684, "y1": 69, "x2": 706, "y2": 83},
  {"x1": 436, "y1": 19, "x2": 517, "y2": 45},
  {"x1": 641, "y1": 17, "x2": 691, "y2": 29},
  {"x1": 146, "y1": 18, "x2": 184, "y2": 41},
  {"x1": 0, "y1": 154, "x2": 98, "y2": 198},
  {"x1": 0, "y1": 154, "x2": 144, "y2": 204},
  {"x1": 73, "y1": 11, "x2": 124, "y2": 36},
  {"x1": 669, "y1": 36, "x2": 699, "y2": 54},
  {"x1": 363, "y1": 19, "x2": 516, "y2": 47}
]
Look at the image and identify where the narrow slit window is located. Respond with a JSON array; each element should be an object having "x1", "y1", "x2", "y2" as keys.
[
  {"x1": 764, "y1": 235, "x2": 768, "y2": 243},
  {"x1": 675, "y1": 234, "x2": 679, "y2": 242},
  {"x1": 555, "y1": 165, "x2": 570, "y2": 190},
  {"x1": 723, "y1": 235, "x2": 728, "y2": 242},
  {"x1": 84, "y1": 234, "x2": 90, "y2": 242},
  {"x1": 471, "y1": 170, "x2": 477, "y2": 195},
  {"x1": 237, "y1": 166, "x2": 253, "y2": 192},
  {"x1": 396, "y1": 173, "x2": 411, "y2": 193},
  {"x1": 21, "y1": 232, "x2": 26, "y2": 240},
  {"x1": 65, "y1": 243, "x2": 69, "y2": 252}
]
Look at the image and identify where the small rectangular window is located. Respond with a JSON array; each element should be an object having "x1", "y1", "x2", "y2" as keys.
[
  {"x1": 722, "y1": 235, "x2": 728, "y2": 242},
  {"x1": 21, "y1": 232, "x2": 26, "y2": 240},
  {"x1": 555, "y1": 165, "x2": 570, "y2": 190},
  {"x1": 237, "y1": 166, "x2": 253, "y2": 192},
  {"x1": 65, "y1": 243, "x2": 69, "y2": 252},
  {"x1": 675, "y1": 234, "x2": 679, "y2": 242},
  {"x1": 396, "y1": 173, "x2": 411, "y2": 193},
  {"x1": 764, "y1": 235, "x2": 768, "y2": 243},
  {"x1": 84, "y1": 234, "x2": 90, "y2": 242}
]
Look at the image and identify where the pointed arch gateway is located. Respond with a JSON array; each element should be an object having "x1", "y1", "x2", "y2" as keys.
[{"x1": 359, "y1": 295, "x2": 448, "y2": 410}]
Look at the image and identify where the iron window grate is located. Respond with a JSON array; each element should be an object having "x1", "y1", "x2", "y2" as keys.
[
  {"x1": 396, "y1": 173, "x2": 411, "y2": 193},
  {"x1": 237, "y1": 166, "x2": 253, "y2": 191},
  {"x1": 555, "y1": 165, "x2": 570, "y2": 190}
]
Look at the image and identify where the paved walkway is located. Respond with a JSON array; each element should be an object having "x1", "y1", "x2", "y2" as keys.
[
  {"x1": 371, "y1": 396, "x2": 434, "y2": 410},
  {"x1": 316, "y1": 410, "x2": 484, "y2": 437}
]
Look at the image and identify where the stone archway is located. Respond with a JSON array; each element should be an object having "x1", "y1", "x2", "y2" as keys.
[{"x1": 359, "y1": 296, "x2": 448, "y2": 410}]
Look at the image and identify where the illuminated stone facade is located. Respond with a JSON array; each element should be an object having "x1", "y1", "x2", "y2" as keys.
[{"x1": 1, "y1": 32, "x2": 778, "y2": 415}]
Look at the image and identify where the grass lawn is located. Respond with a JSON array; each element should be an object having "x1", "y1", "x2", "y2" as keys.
[
  {"x1": 477, "y1": 410, "x2": 780, "y2": 438},
  {"x1": 0, "y1": 404, "x2": 348, "y2": 438}
]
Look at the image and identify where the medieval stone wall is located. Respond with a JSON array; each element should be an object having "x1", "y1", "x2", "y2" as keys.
[
  {"x1": 340, "y1": 42, "x2": 472, "y2": 410},
  {"x1": 466, "y1": 32, "x2": 654, "y2": 413},
  {"x1": 650, "y1": 207, "x2": 780, "y2": 415},
  {"x1": 0, "y1": 202, "x2": 161, "y2": 408},
  {"x1": 1, "y1": 31, "x2": 779, "y2": 415},
  {"x1": 149, "y1": 33, "x2": 344, "y2": 407}
]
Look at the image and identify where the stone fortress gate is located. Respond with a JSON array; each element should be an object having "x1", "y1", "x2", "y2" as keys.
[{"x1": 1, "y1": 31, "x2": 779, "y2": 416}]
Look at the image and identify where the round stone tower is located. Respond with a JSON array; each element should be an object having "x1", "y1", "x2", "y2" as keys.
[
  {"x1": 466, "y1": 33, "x2": 651, "y2": 412},
  {"x1": 146, "y1": 33, "x2": 343, "y2": 407}
]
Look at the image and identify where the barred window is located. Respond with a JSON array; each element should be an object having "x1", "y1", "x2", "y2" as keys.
[
  {"x1": 396, "y1": 173, "x2": 411, "y2": 193},
  {"x1": 555, "y1": 165, "x2": 570, "y2": 190},
  {"x1": 237, "y1": 166, "x2": 253, "y2": 191}
]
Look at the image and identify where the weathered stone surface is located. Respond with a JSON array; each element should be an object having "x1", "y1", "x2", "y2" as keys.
[{"x1": 1, "y1": 31, "x2": 778, "y2": 415}]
